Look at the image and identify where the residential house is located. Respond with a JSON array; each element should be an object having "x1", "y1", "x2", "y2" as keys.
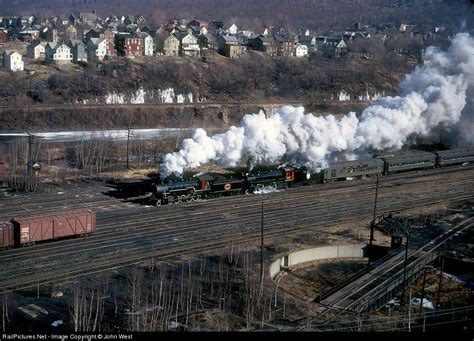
[
  {"x1": 315, "y1": 36, "x2": 327, "y2": 50},
  {"x1": 69, "y1": 39, "x2": 87, "y2": 63},
  {"x1": 115, "y1": 33, "x2": 143, "y2": 57},
  {"x1": 163, "y1": 33, "x2": 181, "y2": 56},
  {"x1": 255, "y1": 27, "x2": 270, "y2": 35},
  {"x1": 217, "y1": 35, "x2": 241, "y2": 58},
  {"x1": 274, "y1": 35, "x2": 293, "y2": 57},
  {"x1": 199, "y1": 26, "x2": 208, "y2": 35},
  {"x1": 65, "y1": 25, "x2": 78, "y2": 40},
  {"x1": 136, "y1": 31, "x2": 154, "y2": 56},
  {"x1": 251, "y1": 35, "x2": 276, "y2": 56},
  {"x1": 69, "y1": 13, "x2": 80, "y2": 26},
  {"x1": 208, "y1": 21, "x2": 224, "y2": 32},
  {"x1": 228, "y1": 24, "x2": 238, "y2": 35},
  {"x1": 27, "y1": 41, "x2": 46, "y2": 59},
  {"x1": 399, "y1": 24, "x2": 417, "y2": 32},
  {"x1": 181, "y1": 33, "x2": 200, "y2": 57},
  {"x1": 20, "y1": 15, "x2": 36, "y2": 26},
  {"x1": 294, "y1": 43, "x2": 308, "y2": 57},
  {"x1": 137, "y1": 16, "x2": 148, "y2": 28},
  {"x1": 198, "y1": 33, "x2": 218, "y2": 50},
  {"x1": 87, "y1": 37, "x2": 107, "y2": 61},
  {"x1": 298, "y1": 35, "x2": 316, "y2": 50},
  {"x1": 123, "y1": 16, "x2": 136, "y2": 26},
  {"x1": 18, "y1": 28, "x2": 40, "y2": 42},
  {"x1": 80, "y1": 12, "x2": 99, "y2": 27},
  {"x1": 84, "y1": 28, "x2": 102, "y2": 41},
  {"x1": 45, "y1": 42, "x2": 73, "y2": 62},
  {"x1": 323, "y1": 37, "x2": 347, "y2": 58},
  {"x1": 46, "y1": 28, "x2": 58, "y2": 43},
  {"x1": 3, "y1": 50, "x2": 24, "y2": 71}
]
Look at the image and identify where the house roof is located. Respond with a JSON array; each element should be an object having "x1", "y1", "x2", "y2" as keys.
[
  {"x1": 88, "y1": 37, "x2": 105, "y2": 46},
  {"x1": 274, "y1": 35, "x2": 290, "y2": 43},
  {"x1": 3, "y1": 50, "x2": 20, "y2": 56},
  {"x1": 220, "y1": 35, "x2": 239, "y2": 44},
  {"x1": 298, "y1": 35, "x2": 314, "y2": 43},
  {"x1": 257, "y1": 35, "x2": 274, "y2": 43}
]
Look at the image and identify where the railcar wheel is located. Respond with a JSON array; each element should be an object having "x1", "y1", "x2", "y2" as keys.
[
  {"x1": 185, "y1": 194, "x2": 192, "y2": 202},
  {"x1": 271, "y1": 182, "x2": 277, "y2": 189},
  {"x1": 155, "y1": 200, "x2": 162, "y2": 206}
]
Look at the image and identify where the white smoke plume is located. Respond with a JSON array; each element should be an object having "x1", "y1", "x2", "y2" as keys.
[{"x1": 160, "y1": 33, "x2": 474, "y2": 177}]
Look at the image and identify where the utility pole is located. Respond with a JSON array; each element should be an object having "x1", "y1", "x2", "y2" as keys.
[
  {"x1": 436, "y1": 257, "x2": 444, "y2": 309},
  {"x1": 419, "y1": 266, "x2": 428, "y2": 313},
  {"x1": 27, "y1": 133, "x2": 35, "y2": 192},
  {"x1": 260, "y1": 201, "x2": 265, "y2": 292},
  {"x1": 369, "y1": 173, "x2": 379, "y2": 246},
  {"x1": 126, "y1": 125, "x2": 131, "y2": 170}
]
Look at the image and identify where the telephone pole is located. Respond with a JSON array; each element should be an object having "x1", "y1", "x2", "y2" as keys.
[
  {"x1": 369, "y1": 173, "x2": 379, "y2": 246},
  {"x1": 126, "y1": 125, "x2": 131, "y2": 170}
]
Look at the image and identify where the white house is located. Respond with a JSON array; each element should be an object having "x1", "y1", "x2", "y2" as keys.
[
  {"x1": 200, "y1": 26, "x2": 208, "y2": 35},
  {"x1": 87, "y1": 37, "x2": 107, "y2": 61},
  {"x1": 27, "y1": 41, "x2": 46, "y2": 60},
  {"x1": 45, "y1": 42, "x2": 73, "y2": 62},
  {"x1": 295, "y1": 43, "x2": 308, "y2": 57},
  {"x1": 181, "y1": 33, "x2": 200, "y2": 57},
  {"x1": 3, "y1": 50, "x2": 24, "y2": 72},
  {"x1": 228, "y1": 24, "x2": 238, "y2": 35},
  {"x1": 136, "y1": 32, "x2": 154, "y2": 56}
]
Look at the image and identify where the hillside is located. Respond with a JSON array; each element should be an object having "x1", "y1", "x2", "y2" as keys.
[{"x1": 0, "y1": 0, "x2": 471, "y2": 32}]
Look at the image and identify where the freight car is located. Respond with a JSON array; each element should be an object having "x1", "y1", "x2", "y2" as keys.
[
  {"x1": 0, "y1": 221, "x2": 14, "y2": 249},
  {"x1": 0, "y1": 209, "x2": 96, "y2": 249}
]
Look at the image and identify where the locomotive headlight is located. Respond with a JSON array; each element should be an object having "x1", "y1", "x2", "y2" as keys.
[{"x1": 306, "y1": 173, "x2": 311, "y2": 180}]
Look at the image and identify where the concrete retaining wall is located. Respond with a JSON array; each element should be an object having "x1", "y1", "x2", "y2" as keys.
[{"x1": 269, "y1": 244, "x2": 366, "y2": 279}]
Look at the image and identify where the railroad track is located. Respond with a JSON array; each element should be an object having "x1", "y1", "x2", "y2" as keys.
[
  {"x1": 303, "y1": 217, "x2": 474, "y2": 330},
  {"x1": 0, "y1": 166, "x2": 473, "y2": 293},
  {"x1": 1, "y1": 168, "x2": 472, "y2": 264},
  {"x1": 1, "y1": 163, "x2": 472, "y2": 220}
]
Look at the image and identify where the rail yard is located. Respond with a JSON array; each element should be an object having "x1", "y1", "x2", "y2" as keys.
[{"x1": 0, "y1": 163, "x2": 473, "y2": 298}]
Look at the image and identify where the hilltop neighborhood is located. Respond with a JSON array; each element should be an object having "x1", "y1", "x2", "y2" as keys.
[{"x1": 0, "y1": 11, "x2": 452, "y2": 72}]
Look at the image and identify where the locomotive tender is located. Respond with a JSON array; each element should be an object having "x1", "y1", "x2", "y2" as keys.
[{"x1": 153, "y1": 147, "x2": 474, "y2": 205}]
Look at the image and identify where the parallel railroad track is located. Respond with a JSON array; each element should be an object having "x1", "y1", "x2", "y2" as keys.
[{"x1": 0, "y1": 166, "x2": 472, "y2": 293}]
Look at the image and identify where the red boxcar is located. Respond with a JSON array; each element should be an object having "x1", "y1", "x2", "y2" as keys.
[
  {"x1": 0, "y1": 221, "x2": 14, "y2": 248},
  {"x1": 13, "y1": 209, "x2": 96, "y2": 245}
]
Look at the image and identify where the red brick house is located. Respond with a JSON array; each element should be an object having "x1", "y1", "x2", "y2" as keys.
[{"x1": 115, "y1": 33, "x2": 144, "y2": 56}]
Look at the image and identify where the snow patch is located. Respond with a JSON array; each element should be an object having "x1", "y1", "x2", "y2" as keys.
[{"x1": 338, "y1": 90, "x2": 351, "y2": 101}]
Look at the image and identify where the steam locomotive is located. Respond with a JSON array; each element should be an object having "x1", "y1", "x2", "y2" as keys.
[
  {"x1": 150, "y1": 166, "x2": 311, "y2": 206},
  {"x1": 150, "y1": 147, "x2": 474, "y2": 206}
]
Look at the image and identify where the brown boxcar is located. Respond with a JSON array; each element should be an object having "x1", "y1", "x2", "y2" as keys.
[
  {"x1": 0, "y1": 221, "x2": 14, "y2": 248},
  {"x1": 13, "y1": 209, "x2": 96, "y2": 245}
]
